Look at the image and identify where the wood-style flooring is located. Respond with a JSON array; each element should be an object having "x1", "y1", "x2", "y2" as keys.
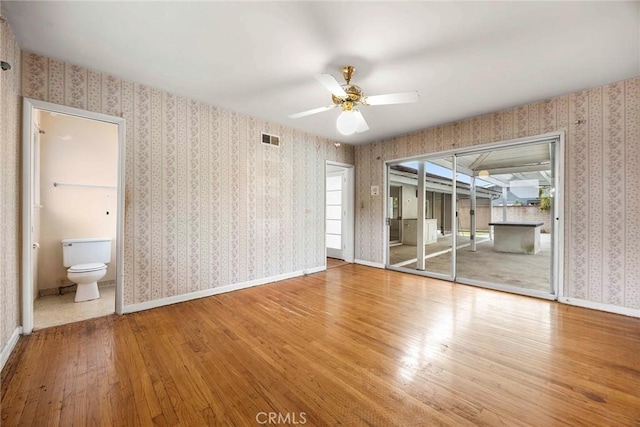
[
  {"x1": 2, "y1": 265, "x2": 640, "y2": 426},
  {"x1": 326, "y1": 257, "x2": 349, "y2": 269}
]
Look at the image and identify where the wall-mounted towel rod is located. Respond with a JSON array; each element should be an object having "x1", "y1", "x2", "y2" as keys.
[{"x1": 53, "y1": 182, "x2": 116, "y2": 190}]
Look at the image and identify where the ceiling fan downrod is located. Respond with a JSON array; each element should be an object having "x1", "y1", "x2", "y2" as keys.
[{"x1": 333, "y1": 65, "x2": 363, "y2": 111}]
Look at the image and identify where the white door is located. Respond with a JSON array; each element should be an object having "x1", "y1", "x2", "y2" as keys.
[{"x1": 326, "y1": 170, "x2": 345, "y2": 259}]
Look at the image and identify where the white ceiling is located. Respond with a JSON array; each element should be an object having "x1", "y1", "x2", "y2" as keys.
[{"x1": 3, "y1": 1, "x2": 640, "y2": 145}]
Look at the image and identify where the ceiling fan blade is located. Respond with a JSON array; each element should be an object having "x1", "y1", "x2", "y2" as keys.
[
  {"x1": 363, "y1": 91, "x2": 419, "y2": 106},
  {"x1": 354, "y1": 110, "x2": 369, "y2": 133},
  {"x1": 288, "y1": 104, "x2": 336, "y2": 119},
  {"x1": 315, "y1": 73, "x2": 347, "y2": 97}
]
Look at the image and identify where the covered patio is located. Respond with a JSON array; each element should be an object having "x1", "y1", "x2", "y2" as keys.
[{"x1": 388, "y1": 140, "x2": 557, "y2": 295}]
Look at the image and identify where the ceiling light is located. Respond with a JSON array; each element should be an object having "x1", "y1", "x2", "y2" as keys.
[
  {"x1": 478, "y1": 170, "x2": 490, "y2": 178},
  {"x1": 289, "y1": 65, "x2": 417, "y2": 136},
  {"x1": 336, "y1": 110, "x2": 359, "y2": 135}
]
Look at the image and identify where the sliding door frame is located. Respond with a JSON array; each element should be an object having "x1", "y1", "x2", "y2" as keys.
[{"x1": 384, "y1": 131, "x2": 565, "y2": 300}]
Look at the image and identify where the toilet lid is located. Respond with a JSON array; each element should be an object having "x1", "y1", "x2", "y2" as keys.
[{"x1": 68, "y1": 263, "x2": 106, "y2": 273}]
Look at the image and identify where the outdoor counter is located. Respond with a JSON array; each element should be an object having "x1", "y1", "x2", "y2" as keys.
[{"x1": 488, "y1": 221, "x2": 544, "y2": 255}]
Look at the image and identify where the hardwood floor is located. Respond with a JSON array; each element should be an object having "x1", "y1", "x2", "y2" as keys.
[
  {"x1": 326, "y1": 257, "x2": 349, "y2": 269},
  {"x1": 2, "y1": 265, "x2": 640, "y2": 426}
]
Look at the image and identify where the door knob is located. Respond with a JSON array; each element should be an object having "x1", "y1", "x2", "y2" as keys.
[{"x1": 33, "y1": 242, "x2": 40, "y2": 249}]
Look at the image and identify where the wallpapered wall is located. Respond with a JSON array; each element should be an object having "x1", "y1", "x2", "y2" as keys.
[
  {"x1": 0, "y1": 18, "x2": 21, "y2": 354},
  {"x1": 355, "y1": 77, "x2": 640, "y2": 310},
  {"x1": 21, "y1": 51, "x2": 354, "y2": 306}
]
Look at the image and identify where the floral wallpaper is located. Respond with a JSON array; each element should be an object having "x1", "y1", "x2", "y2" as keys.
[
  {"x1": 4, "y1": 44, "x2": 637, "y2": 364},
  {"x1": 0, "y1": 18, "x2": 21, "y2": 354},
  {"x1": 355, "y1": 77, "x2": 640, "y2": 310},
  {"x1": 21, "y1": 51, "x2": 354, "y2": 306}
]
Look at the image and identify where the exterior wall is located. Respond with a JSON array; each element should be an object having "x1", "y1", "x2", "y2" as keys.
[
  {"x1": 490, "y1": 206, "x2": 552, "y2": 233},
  {"x1": 458, "y1": 199, "x2": 493, "y2": 232},
  {"x1": 456, "y1": 202, "x2": 551, "y2": 234},
  {"x1": 400, "y1": 184, "x2": 418, "y2": 219},
  {"x1": 355, "y1": 77, "x2": 640, "y2": 310},
  {"x1": 22, "y1": 51, "x2": 354, "y2": 306},
  {"x1": 0, "y1": 14, "x2": 22, "y2": 360}
]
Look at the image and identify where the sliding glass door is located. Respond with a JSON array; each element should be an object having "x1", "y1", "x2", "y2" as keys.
[
  {"x1": 454, "y1": 141, "x2": 555, "y2": 296},
  {"x1": 385, "y1": 135, "x2": 562, "y2": 299}
]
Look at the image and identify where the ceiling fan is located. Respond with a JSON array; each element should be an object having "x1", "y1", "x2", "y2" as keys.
[{"x1": 289, "y1": 65, "x2": 419, "y2": 136}]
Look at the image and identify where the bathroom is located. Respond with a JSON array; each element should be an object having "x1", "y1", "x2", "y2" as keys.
[{"x1": 33, "y1": 109, "x2": 119, "y2": 329}]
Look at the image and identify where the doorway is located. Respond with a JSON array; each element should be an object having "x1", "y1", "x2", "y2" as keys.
[
  {"x1": 325, "y1": 162, "x2": 354, "y2": 263},
  {"x1": 22, "y1": 99, "x2": 126, "y2": 334},
  {"x1": 385, "y1": 133, "x2": 563, "y2": 299}
]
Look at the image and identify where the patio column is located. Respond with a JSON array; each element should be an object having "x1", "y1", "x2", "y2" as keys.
[
  {"x1": 489, "y1": 196, "x2": 493, "y2": 240},
  {"x1": 470, "y1": 176, "x2": 477, "y2": 252},
  {"x1": 440, "y1": 193, "x2": 445, "y2": 235},
  {"x1": 502, "y1": 186, "x2": 508, "y2": 222},
  {"x1": 416, "y1": 162, "x2": 426, "y2": 270}
]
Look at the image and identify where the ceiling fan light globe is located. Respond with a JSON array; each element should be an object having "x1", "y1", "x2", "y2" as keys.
[{"x1": 336, "y1": 111, "x2": 359, "y2": 135}]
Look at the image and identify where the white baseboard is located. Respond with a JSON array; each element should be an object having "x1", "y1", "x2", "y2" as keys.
[
  {"x1": 559, "y1": 296, "x2": 640, "y2": 318},
  {"x1": 123, "y1": 267, "x2": 325, "y2": 314},
  {"x1": 354, "y1": 259, "x2": 386, "y2": 269},
  {"x1": 304, "y1": 265, "x2": 326, "y2": 275},
  {"x1": 1, "y1": 327, "x2": 22, "y2": 371}
]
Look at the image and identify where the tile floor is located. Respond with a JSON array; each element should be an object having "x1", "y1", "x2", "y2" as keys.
[{"x1": 33, "y1": 285, "x2": 116, "y2": 330}]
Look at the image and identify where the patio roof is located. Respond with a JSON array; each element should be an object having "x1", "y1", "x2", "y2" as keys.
[
  {"x1": 389, "y1": 167, "x2": 502, "y2": 199},
  {"x1": 397, "y1": 142, "x2": 552, "y2": 189}
]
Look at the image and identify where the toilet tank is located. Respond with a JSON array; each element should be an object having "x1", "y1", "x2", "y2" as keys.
[{"x1": 62, "y1": 237, "x2": 112, "y2": 267}]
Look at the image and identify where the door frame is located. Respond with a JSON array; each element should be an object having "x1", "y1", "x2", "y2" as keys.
[
  {"x1": 325, "y1": 161, "x2": 355, "y2": 263},
  {"x1": 31, "y1": 119, "x2": 42, "y2": 302},
  {"x1": 384, "y1": 131, "x2": 565, "y2": 300},
  {"x1": 21, "y1": 98, "x2": 126, "y2": 334}
]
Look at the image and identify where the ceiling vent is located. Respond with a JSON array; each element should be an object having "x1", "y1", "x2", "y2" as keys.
[{"x1": 261, "y1": 132, "x2": 280, "y2": 147}]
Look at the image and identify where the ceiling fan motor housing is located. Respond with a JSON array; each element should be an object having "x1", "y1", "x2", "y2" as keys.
[{"x1": 332, "y1": 84, "x2": 363, "y2": 111}]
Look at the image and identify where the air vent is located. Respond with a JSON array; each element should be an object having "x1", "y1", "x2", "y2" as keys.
[{"x1": 261, "y1": 132, "x2": 280, "y2": 147}]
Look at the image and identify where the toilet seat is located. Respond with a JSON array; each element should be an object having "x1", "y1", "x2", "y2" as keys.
[{"x1": 68, "y1": 262, "x2": 106, "y2": 273}]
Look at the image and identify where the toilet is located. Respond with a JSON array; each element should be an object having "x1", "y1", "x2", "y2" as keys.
[{"x1": 62, "y1": 237, "x2": 111, "y2": 302}]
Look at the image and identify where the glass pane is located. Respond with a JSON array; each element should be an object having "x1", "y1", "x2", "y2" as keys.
[
  {"x1": 455, "y1": 142, "x2": 553, "y2": 293},
  {"x1": 327, "y1": 175, "x2": 342, "y2": 191},
  {"x1": 326, "y1": 206, "x2": 341, "y2": 220},
  {"x1": 326, "y1": 219, "x2": 341, "y2": 234},
  {"x1": 326, "y1": 234, "x2": 341, "y2": 249},
  {"x1": 420, "y1": 159, "x2": 453, "y2": 277},
  {"x1": 387, "y1": 158, "x2": 453, "y2": 277},
  {"x1": 326, "y1": 190, "x2": 341, "y2": 205}
]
